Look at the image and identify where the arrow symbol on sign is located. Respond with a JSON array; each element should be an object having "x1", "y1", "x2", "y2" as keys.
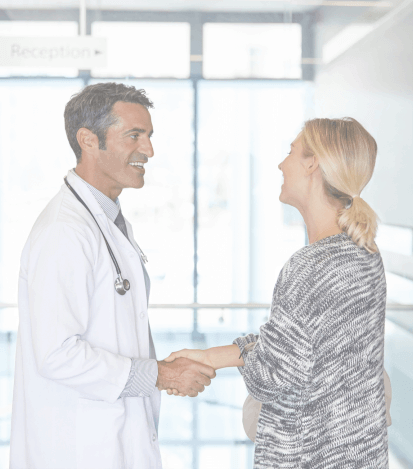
[{"x1": 95, "y1": 50, "x2": 102, "y2": 55}]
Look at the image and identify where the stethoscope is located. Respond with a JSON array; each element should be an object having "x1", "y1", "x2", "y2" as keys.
[{"x1": 64, "y1": 177, "x2": 146, "y2": 296}]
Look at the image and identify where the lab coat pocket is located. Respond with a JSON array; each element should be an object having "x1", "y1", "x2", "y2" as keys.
[{"x1": 76, "y1": 397, "x2": 126, "y2": 469}]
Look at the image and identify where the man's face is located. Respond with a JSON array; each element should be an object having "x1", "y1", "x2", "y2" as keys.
[{"x1": 96, "y1": 101, "x2": 154, "y2": 191}]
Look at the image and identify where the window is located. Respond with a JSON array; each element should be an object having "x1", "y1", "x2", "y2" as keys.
[
  {"x1": 203, "y1": 23, "x2": 302, "y2": 79},
  {"x1": 88, "y1": 78, "x2": 195, "y2": 304},
  {"x1": 197, "y1": 80, "x2": 308, "y2": 304},
  {"x1": 0, "y1": 13, "x2": 316, "y2": 469},
  {"x1": 376, "y1": 223, "x2": 413, "y2": 256},
  {"x1": 91, "y1": 22, "x2": 191, "y2": 78},
  {"x1": 0, "y1": 79, "x2": 84, "y2": 303}
]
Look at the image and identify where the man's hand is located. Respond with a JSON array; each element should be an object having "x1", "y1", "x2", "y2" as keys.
[
  {"x1": 156, "y1": 357, "x2": 216, "y2": 398},
  {"x1": 163, "y1": 349, "x2": 215, "y2": 397}
]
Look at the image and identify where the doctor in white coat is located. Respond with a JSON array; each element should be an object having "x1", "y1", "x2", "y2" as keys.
[{"x1": 10, "y1": 82, "x2": 216, "y2": 469}]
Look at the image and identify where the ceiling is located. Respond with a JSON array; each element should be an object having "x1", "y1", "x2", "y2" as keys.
[{"x1": 0, "y1": 0, "x2": 394, "y2": 13}]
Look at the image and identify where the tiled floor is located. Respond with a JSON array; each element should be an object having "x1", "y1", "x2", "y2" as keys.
[{"x1": 0, "y1": 445, "x2": 410, "y2": 468}]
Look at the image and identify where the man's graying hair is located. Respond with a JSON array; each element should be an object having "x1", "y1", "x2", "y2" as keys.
[{"x1": 64, "y1": 82, "x2": 154, "y2": 162}]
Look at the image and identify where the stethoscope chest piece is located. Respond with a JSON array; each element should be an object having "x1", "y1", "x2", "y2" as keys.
[{"x1": 115, "y1": 275, "x2": 130, "y2": 295}]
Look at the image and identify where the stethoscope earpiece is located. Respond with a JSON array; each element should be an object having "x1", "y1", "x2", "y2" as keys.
[{"x1": 64, "y1": 177, "x2": 131, "y2": 296}]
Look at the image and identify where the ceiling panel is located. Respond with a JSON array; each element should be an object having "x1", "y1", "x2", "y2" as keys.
[{"x1": 0, "y1": 0, "x2": 391, "y2": 13}]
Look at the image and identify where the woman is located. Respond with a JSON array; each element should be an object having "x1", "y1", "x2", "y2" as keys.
[{"x1": 165, "y1": 117, "x2": 389, "y2": 468}]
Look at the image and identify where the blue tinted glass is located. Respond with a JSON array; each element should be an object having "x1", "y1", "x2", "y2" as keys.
[
  {"x1": 0, "y1": 79, "x2": 84, "y2": 303},
  {"x1": 197, "y1": 80, "x2": 309, "y2": 304}
]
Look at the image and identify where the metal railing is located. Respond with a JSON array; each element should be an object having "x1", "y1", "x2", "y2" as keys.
[
  {"x1": 2, "y1": 302, "x2": 413, "y2": 310},
  {"x1": 148, "y1": 303, "x2": 413, "y2": 310}
]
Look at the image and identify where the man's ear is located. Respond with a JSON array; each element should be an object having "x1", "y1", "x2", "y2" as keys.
[{"x1": 77, "y1": 128, "x2": 99, "y2": 157}]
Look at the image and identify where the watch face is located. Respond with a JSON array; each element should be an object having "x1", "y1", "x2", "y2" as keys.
[{"x1": 124, "y1": 279, "x2": 131, "y2": 291}]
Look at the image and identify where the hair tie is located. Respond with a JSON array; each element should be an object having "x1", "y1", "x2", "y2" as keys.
[{"x1": 346, "y1": 194, "x2": 360, "y2": 209}]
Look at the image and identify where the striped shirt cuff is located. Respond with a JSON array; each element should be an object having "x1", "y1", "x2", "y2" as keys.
[{"x1": 119, "y1": 358, "x2": 158, "y2": 398}]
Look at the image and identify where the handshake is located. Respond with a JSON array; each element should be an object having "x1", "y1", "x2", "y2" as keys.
[{"x1": 156, "y1": 349, "x2": 216, "y2": 398}]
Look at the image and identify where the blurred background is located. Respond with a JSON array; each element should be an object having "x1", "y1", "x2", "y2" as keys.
[{"x1": 0, "y1": 0, "x2": 412, "y2": 468}]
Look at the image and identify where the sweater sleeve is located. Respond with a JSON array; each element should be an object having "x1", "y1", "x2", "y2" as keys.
[{"x1": 233, "y1": 264, "x2": 313, "y2": 403}]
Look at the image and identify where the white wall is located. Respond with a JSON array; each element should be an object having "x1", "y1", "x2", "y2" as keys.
[{"x1": 314, "y1": 10, "x2": 413, "y2": 228}]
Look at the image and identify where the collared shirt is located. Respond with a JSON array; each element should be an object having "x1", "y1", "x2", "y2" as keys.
[{"x1": 70, "y1": 169, "x2": 158, "y2": 399}]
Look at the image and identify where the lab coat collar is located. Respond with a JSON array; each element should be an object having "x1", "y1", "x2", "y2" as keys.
[
  {"x1": 63, "y1": 170, "x2": 141, "y2": 258},
  {"x1": 64, "y1": 169, "x2": 105, "y2": 218}
]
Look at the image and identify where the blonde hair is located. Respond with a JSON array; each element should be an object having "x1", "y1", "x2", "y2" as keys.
[{"x1": 301, "y1": 117, "x2": 379, "y2": 254}]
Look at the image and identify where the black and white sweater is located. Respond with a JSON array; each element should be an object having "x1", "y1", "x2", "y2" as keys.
[{"x1": 234, "y1": 232, "x2": 388, "y2": 469}]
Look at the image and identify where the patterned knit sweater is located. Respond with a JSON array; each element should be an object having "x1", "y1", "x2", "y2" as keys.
[{"x1": 234, "y1": 232, "x2": 388, "y2": 469}]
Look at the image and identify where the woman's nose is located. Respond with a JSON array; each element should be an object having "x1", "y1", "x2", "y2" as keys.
[{"x1": 278, "y1": 162, "x2": 282, "y2": 171}]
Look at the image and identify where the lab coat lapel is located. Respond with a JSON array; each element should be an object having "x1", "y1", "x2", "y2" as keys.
[
  {"x1": 123, "y1": 220, "x2": 156, "y2": 368},
  {"x1": 124, "y1": 219, "x2": 150, "y2": 306}
]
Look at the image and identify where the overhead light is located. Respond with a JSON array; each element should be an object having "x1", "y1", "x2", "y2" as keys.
[
  {"x1": 322, "y1": 0, "x2": 413, "y2": 63},
  {"x1": 323, "y1": 23, "x2": 375, "y2": 62}
]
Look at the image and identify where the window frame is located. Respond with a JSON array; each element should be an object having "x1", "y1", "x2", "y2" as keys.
[{"x1": 0, "y1": 8, "x2": 315, "y2": 467}]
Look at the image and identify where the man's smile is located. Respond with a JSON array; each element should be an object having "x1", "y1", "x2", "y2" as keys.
[{"x1": 129, "y1": 161, "x2": 145, "y2": 174}]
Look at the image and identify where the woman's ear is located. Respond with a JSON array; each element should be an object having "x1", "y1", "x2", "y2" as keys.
[{"x1": 305, "y1": 155, "x2": 319, "y2": 175}]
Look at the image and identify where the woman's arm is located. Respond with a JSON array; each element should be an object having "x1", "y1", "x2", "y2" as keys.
[
  {"x1": 163, "y1": 345, "x2": 244, "y2": 396},
  {"x1": 165, "y1": 303, "x2": 312, "y2": 401},
  {"x1": 165, "y1": 344, "x2": 244, "y2": 371}
]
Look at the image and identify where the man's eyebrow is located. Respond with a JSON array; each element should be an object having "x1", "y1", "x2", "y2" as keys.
[
  {"x1": 122, "y1": 128, "x2": 154, "y2": 137},
  {"x1": 122, "y1": 127, "x2": 146, "y2": 136}
]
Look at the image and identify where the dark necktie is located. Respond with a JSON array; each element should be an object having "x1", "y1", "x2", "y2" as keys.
[
  {"x1": 114, "y1": 209, "x2": 150, "y2": 303},
  {"x1": 114, "y1": 209, "x2": 129, "y2": 240}
]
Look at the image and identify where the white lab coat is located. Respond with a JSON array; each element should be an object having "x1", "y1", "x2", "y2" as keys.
[{"x1": 10, "y1": 170, "x2": 162, "y2": 469}]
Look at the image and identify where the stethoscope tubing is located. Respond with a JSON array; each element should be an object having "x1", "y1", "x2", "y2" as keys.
[{"x1": 63, "y1": 177, "x2": 122, "y2": 276}]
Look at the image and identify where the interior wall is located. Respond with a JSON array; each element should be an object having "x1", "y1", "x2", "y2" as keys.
[{"x1": 314, "y1": 10, "x2": 413, "y2": 228}]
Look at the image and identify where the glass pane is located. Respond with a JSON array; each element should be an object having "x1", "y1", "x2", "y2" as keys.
[
  {"x1": 160, "y1": 446, "x2": 192, "y2": 469},
  {"x1": 158, "y1": 394, "x2": 193, "y2": 441},
  {"x1": 0, "y1": 79, "x2": 84, "y2": 303},
  {"x1": 203, "y1": 23, "x2": 302, "y2": 79},
  {"x1": 89, "y1": 79, "x2": 194, "y2": 303},
  {"x1": 197, "y1": 80, "x2": 310, "y2": 304},
  {"x1": 199, "y1": 446, "x2": 251, "y2": 469},
  {"x1": 376, "y1": 224, "x2": 413, "y2": 256},
  {"x1": 198, "y1": 377, "x2": 246, "y2": 441},
  {"x1": 91, "y1": 22, "x2": 190, "y2": 78},
  {"x1": 0, "y1": 21, "x2": 79, "y2": 77},
  {"x1": 386, "y1": 272, "x2": 413, "y2": 305},
  {"x1": 197, "y1": 308, "x2": 270, "y2": 343},
  {"x1": 149, "y1": 309, "x2": 194, "y2": 335},
  {"x1": 383, "y1": 319, "x2": 413, "y2": 466},
  {"x1": 0, "y1": 306, "x2": 17, "y2": 468}
]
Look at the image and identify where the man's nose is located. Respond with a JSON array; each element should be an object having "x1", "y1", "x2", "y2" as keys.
[
  {"x1": 278, "y1": 162, "x2": 282, "y2": 171},
  {"x1": 141, "y1": 137, "x2": 154, "y2": 158}
]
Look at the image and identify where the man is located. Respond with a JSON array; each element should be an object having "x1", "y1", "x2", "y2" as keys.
[{"x1": 10, "y1": 82, "x2": 216, "y2": 469}]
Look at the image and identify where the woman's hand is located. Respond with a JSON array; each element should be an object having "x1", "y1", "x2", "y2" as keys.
[
  {"x1": 163, "y1": 349, "x2": 214, "y2": 397},
  {"x1": 162, "y1": 345, "x2": 242, "y2": 396},
  {"x1": 164, "y1": 348, "x2": 214, "y2": 368}
]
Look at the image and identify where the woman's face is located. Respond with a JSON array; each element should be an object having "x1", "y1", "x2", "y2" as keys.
[{"x1": 278, "y1": 134, "x2": 309, "y2": 209}]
